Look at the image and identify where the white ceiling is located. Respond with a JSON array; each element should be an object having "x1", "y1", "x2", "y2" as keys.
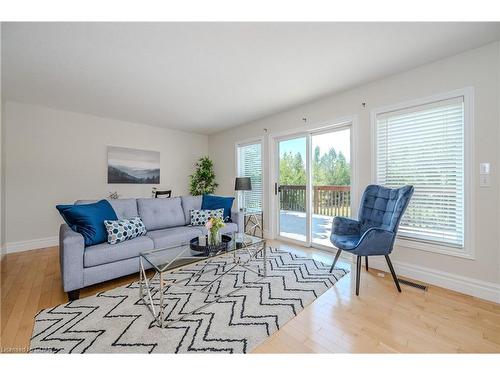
[{"x1": 2, "y1": 22, "x2": 500, "y2": 134}]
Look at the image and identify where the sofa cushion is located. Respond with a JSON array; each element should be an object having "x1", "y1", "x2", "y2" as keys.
[
  {"x1": 196, "y1": 222, "x2": 238, "y2": 236},
  {"x1": 57, "y1": 200, "x2": 118, "y2": 246},
  {"x1": 180, "y1": 195, "x2": 202, "y2": 225},
  {"x1": 190, "y1": 208, "x2": 224, "y2": 226},
  {"x1": 76, "y1": 198, "x2": 138, "y2": 220},
  {"x1": 137, "y1": 197, "x2": 185, "y2": 231},
  {"x1": 201, "y1": 195, "x2": 235, "y2": 220},
  {"x1": 146, "y1": 226, "x2": 203, "y2": 249},
  {"x1": 104, "y1": 216, "x2": 147, "y2": 245},
  {"x1": 84, "y1": 235, "x2": 154, "y2": 267}
]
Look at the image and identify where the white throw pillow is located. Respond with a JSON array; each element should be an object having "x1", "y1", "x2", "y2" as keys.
[{"x1": 190, "y1": 208, "x2": 224, "y2": 226}]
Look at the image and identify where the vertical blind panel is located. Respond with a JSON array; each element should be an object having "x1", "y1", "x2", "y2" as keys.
[
  {"x1": 237, "y1": 142, "x2": 262, "y2": 210},
  {"x1": 376, "y1": 96, "x2": 464, "y2": 247}
]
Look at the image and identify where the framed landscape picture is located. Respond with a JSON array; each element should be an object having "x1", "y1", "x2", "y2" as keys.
[{"x1": 107, "y1": 146, "x2": 160, "y2": 184}]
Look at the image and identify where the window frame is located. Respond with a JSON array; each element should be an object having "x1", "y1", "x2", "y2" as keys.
[
  {"x1": 371, "y1": 87, "x2": 475, "y2": 259},
  {"x1": 235, "y1": 137, "x2": 264, "y2": 212}
]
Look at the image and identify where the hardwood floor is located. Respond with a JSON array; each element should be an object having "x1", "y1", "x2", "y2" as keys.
[{"x1": 1, "y1": 241, "x2": 499, "y2": 353}]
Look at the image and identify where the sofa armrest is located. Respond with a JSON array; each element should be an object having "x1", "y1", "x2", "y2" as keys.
[
  {"x1": 231, "y1": 210, "x2": 244, "y2": 233},
  {"x1": 59, "y1": 224, "x2": 85, "y2": 292}
]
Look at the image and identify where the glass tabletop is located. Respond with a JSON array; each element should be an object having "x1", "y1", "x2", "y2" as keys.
[{"x1": 140, "y1": 232, "x2": 265, "y2": 273}]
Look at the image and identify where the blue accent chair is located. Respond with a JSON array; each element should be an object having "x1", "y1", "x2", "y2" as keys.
[{"x1": 329, "y1": 184, "x2": 414, "y2": 295}]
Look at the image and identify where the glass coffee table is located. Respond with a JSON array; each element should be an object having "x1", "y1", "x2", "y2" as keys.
[{"x1": 139, "y1": 232, "x2": 266, "y2": 328}]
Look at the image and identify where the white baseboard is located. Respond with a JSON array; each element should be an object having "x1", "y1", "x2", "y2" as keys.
[
  {"x1": 368, "y1": 257, "x2": 500, "y2": 304},
  {"x1": 5, "y1": 236, "x2": 58, "y2": 254}
]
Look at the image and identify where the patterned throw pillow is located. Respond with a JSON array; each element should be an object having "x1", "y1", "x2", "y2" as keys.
[
  {"x1": 104, "y1": 216, "x2": 147, "y2": 245},
  {"x1": 190, "y1": 209, "x2": 224, "y2": 226}
]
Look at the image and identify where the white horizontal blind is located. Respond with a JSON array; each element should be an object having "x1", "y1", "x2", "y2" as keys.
[
  {"x1": 376, "y1": 96, "x2": 464, "y2": 247},
  {"x1": 237, "y1": 142, "x2": 262, "y2": 210}
]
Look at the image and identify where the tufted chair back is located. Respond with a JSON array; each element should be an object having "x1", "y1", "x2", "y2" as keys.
[{"x1": 358, "y1": 185, "x2": 414, "y2": 234}]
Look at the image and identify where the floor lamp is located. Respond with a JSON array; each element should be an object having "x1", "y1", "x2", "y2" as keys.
[{"x1": 235, "y1": 177, "x2": 252, "y2": 211}]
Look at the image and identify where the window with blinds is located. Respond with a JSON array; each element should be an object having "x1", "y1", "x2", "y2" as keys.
[
  {"x1": 375, "y1": 96, "x2": 465, "y2": 248},
  {"x1": 237, "y1": 142, "x2": 262, "y2": 210}
]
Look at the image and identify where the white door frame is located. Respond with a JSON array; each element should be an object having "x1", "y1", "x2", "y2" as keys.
[{"x1": 269, "y1": 116, "x2": 358, "y2": 251}]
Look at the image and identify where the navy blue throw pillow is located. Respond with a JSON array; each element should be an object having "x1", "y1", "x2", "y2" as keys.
[
  {"x1": 56, "y1": 200, "x2": 118, "y2": 246},
  {"x1": 201, "y1": 195, "x2": 234, "y2": 221}
]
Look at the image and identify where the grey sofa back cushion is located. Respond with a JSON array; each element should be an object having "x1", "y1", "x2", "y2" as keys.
[
  {"x1": 75, "y1": 198, "x2": 138, "y2": 219},
  {"x1": 180, "y1": 195, "x2": 202, "y2": 225},
  {"x1": 137, "y1": 197, "x2": 185, "y2": 231}
]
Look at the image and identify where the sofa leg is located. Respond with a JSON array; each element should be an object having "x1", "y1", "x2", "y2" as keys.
[
  {"x1": 365, "y1": 256, "x2": 369, "y2": 271},
  {"x1": 329, "y1": 249, "x2": 342, "y2": 272},
  {"x1": 355, "y1": 255, "x2": 361, "y2": 296},
  {"x1": 67, "y1": 289, "x2": 80, "y2": 301}
]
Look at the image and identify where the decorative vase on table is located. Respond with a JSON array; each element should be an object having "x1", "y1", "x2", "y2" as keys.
[
  {"x1": 209, "y1": 228, "x2": 222, "y2": 245},
  {"x1": 205, "y1": 216, "x2": 225, "y2": 246}
]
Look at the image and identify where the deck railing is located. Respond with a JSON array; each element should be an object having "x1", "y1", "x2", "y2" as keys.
[{"x1": 280, "y1": 185, "x2": 351, "y2": 216}]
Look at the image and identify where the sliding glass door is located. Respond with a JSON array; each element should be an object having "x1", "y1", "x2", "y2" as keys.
[
  {"x1": 276, "y1": 125, "x2": 352, "y2": 249},
  {"x1": 311, "y1": 127, "x2": 351, "y2": 247},
  {"x1": 277, "y1": 135, "x2": 308, "y2": 242}
]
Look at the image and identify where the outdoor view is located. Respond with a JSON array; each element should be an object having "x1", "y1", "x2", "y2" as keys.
[{"x1": 279, "y1": 128, "x2": 351, "y2": 246}]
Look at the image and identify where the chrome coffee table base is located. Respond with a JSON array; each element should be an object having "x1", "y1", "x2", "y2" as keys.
[{"x1": 139, "y1": 238, "x2": 267, "y2": 328}]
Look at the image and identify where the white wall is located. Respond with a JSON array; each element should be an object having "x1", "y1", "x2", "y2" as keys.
[
  {"x1": 4, "y1": 101, "x2": 208, "y2": 250},
  {"x1": 209, "y1": 42, "x2": 500, "y2": 300}
]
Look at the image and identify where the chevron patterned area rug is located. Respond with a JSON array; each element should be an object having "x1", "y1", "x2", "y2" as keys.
[{"x1": 30, "y1": 247, "x2": 348, "y2": 353}]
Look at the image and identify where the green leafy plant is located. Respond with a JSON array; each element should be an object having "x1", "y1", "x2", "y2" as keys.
[{"x1": 189, "y1": 156, "x2": 218, "y2": 195}]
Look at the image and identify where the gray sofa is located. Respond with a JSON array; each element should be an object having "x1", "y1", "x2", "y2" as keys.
[{"x1": 59, "y1": 195, "x2": 243, "y2": 300}]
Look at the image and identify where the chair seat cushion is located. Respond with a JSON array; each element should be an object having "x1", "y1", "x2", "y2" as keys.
[
  {"x1": 330, "y1": 233, "x2": 361, "y2": 251},
  {"x1": 146, "y1": 226, "x2": 203, "y2": 249},
  {"x1": 84, "y1": 235, "x2": 154, "y2": 267}
]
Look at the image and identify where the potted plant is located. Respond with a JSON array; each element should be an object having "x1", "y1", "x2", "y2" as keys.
[{"x1": 189, "y1": 156, "x2": 218, "y2": 195}]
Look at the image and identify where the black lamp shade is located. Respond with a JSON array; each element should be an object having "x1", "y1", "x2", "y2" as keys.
[{"x1": 235, "y1": 177, "x2": 252, "y2": 191}]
